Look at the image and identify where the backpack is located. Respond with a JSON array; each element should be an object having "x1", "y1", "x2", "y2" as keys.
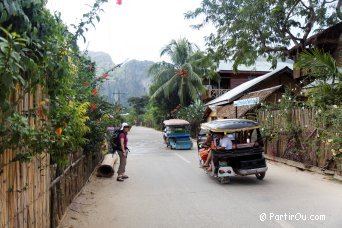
[{"x1": 110, "y1": 129, "x2": 124, "y2": 152}]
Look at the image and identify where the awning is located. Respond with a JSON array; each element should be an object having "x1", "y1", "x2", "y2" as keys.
[{"x1": 217, "y1": 85, "x2": 282, "y2": 118}]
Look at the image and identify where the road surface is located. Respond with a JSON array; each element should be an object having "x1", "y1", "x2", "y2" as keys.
[{"x1": 59, "y1": 127, "x2": 342, "y2": 228}]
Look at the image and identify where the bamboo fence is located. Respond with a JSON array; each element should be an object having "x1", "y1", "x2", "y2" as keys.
[
  {"x1": 0, "y1": 85, "x2": 50, "y2": 228},
  {"x1": 0, "y1": 86, "x2": 102, "y2": 228},
  {"x1": 259, "y1": 108, "x2": 341, "y2": 172},
  {"x1": 49, "y1": 153, "x2": 101, "y2": 228}
]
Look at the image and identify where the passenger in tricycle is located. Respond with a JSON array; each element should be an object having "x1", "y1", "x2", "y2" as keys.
[{"x1": 201, "y1": 132, "x2": 233, "y2": 172}]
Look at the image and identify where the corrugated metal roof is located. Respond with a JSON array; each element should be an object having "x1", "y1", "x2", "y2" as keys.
[
  {"x1": 206, "y1": 66, "x2": 292, "y2": 106},
  {"x1": 218, "y1": 59, "x2": 293, "y2": 72}
]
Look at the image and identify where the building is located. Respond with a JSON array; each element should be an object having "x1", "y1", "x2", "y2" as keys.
[
  {"x1": 289, "y1": 22, "x2": 342, "y2": 79},
  {"x1": 203, "y1": 59, "x2": 293, "y2": 100},
  {"x1": 204, "y1": 66, "x2": 301, "y2": 121}
]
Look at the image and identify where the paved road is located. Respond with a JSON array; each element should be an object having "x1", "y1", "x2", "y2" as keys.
[{"x1": 60, "y1": 127, "x2": 342, "y2": 228}]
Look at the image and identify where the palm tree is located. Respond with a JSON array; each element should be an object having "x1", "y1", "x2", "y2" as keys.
[
  {"x1": 294, "y1": 48, "x2": 342, "y2": 108},
  {"x1": 294, "y1": 49, "x2": 341, "y2": 84},
  {"x1": 149, "y1": 38, "x2": 206, "y2": 106}
]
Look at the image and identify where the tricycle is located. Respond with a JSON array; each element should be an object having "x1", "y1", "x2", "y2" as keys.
[
  {"x1": 162, "y1": 119, "x2": 193, "y2": 150},
  {"x1": 198, "y1": 119, "x2": 267, "y2": 184}
]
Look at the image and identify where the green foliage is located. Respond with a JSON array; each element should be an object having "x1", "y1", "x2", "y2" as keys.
[
  {"x1": 0, "y1": 0, "x2": 47, "y2": 31},
  {"x1": 128, "y1": 96, "x2": 149, "y2": 115},
  {"x1": 189, "y1": 51, "x2": 220, "y2": 82},
  {"x1": 143, "y1": 102, "x2": 168, "y2": 130},
  {"x1": 0, "y1": 112, "x2": 50, "y2": 161},
  {"x1": 259, "y1": 89, "x2": 306, "y2": 141},
  {"x1": 186, "y1": 0, "x2": 341, "y2": 69},
  {"x1": 126, "y1": 96, "x2": 149, "y2": 125},
  {"x1": 0, "y1": 27, "x2": 30, "y2": 114},
  {"x1": 293, "y1": 49, "x2": 342, "y2": 159},
  {"x1": 259, "y1": 91, "x2": 341, "y2": 162},
  {"x1": 83, "y1": 97, "x2": 122, "y2": 155},
  {"x1": 295, "y1": 48, "x2": 342, "y2": 108},
  {"x1": 0, "y1": 0, "x2": 120, "y2": 166},
  {"x1": 295, "y1": 49, "x2": 341, "y2": 83},
  {"x1": 175, "y1": 100, "x2": 205, "y2": 122},
  {"x1": 149, "y1": 75, "x2": 181, "y2": 113},
  {"x1": 315, "y1": 107, "x2": 342, "y2": 159},
  {"x1": 71, "y1": 0, "x2": 108, "y2": 43},
  {"x1": 149, "y1": 38, "x2": 206, "y2": 107},
  {"x1": 147, "y1": 39, "x2": 216, "y2": 129},
  {"x1": 259, "y1": 88, "x2": 341, "y2": 163},
  {"x1": 175, "y1": 100, "x2": 205, "y2": 136}
]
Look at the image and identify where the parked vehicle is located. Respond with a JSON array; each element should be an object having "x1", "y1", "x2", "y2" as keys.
[
  {"x1": 199, "y1": 119, "x2": 267, "y2": 184},
  {"x1": 162, "y1": 119, "x2": 193, "y2": 150}
]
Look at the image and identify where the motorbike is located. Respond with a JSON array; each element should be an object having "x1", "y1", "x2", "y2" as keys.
[
  {"x1": 162, "y1": 119, "x2": 193, "y2": 150},
  {"x1": 198, "y1": 119, "x2": 268, "y2": 184}
]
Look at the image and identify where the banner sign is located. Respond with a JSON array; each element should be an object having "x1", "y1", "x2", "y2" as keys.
[{"x1": 233, "y1": 97, "x2": 260, "y2": 107}]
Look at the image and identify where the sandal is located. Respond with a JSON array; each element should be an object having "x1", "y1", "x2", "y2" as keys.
[
  {"x1": 200, "y1": 164, "x2": 209, "y2": 168},
  {"x1": 117, "y1": 176, "x2": 124, "y2": 181},
  {"x1": 122, "y1": 175, "x2": 129, "y2": 179}
]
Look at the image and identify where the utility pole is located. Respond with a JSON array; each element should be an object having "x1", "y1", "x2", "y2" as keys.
[{"x1": 112, "y1": 90, "x2": 126, "y2": 105}]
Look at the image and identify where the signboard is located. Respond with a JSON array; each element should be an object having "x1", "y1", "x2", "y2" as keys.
[{"x1": 233, "y1": 97, "x2": 259, "y2": 107}]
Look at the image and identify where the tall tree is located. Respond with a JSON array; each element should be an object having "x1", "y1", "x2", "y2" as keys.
[
  {"x1": 128, "y1": 96, "x2": 149, "y2": 115},
  {"x1": 186, "y1": 0, "x2": 341, "y2": 69},
  {"x1": 149, "y1": 38, "x2": 206, "y2": 106}
]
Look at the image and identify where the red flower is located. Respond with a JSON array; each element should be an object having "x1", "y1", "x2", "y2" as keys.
[
  {"x1": 91, "y1": 104, "x2": 97, "y2": 110},
  {"x1": 93, "y1": 89, "x2": 97, "y2": 96},
  {"x1": 103, "y1": 73, "x2": 108, "y2": 78},
  {"x1": 56, "y1": 128, "x2": 63, "y2": 135},
  {"x1": 117, "y1": 0, "x2": 122, "y2": 5}
]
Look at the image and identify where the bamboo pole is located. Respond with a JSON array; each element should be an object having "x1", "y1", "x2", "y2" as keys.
[
  {"x1": 97, "y1": 153, "x2": 118, "y2": 177},
  {"x1": 0, "y1": 153, "x2": 3, "y2": 228}
]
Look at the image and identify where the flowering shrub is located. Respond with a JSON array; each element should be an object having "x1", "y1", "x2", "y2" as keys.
[{"x1": 0, "y1": 0, "x2": 121, "y2": 165}]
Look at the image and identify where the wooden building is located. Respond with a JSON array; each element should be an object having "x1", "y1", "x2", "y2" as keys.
[
  {"x1": 204, "y1": 66, "x2": 301, "y2": 120},
  {"x1": 289, "y1": 22, "x2": 342, "y2": 79},
  {"x1": 203, "y1": 59, "x2": 293, "y2": 100}
]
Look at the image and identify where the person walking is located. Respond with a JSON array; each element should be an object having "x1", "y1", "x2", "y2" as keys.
[{"x1": 117, "y1": 122, "x2": 130, "y2": 182}]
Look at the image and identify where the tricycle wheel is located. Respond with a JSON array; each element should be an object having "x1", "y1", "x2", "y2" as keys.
[{"x1": 256, "y1": 172, "x2": 266, "y2": 180}]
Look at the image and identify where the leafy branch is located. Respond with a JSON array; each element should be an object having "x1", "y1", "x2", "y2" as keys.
[{"x1": 71, "y1": 0, "x2": 109, "y2": 43}]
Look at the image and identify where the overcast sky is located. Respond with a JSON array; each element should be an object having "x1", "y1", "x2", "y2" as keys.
[{"x1": 46, "y1": 0, "x2": 213, "y2": 64}]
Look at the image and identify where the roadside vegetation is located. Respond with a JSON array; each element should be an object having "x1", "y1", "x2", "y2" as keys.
[
  {"x1": 0, "y1": 0, "x2": 121, "y2": 166},
  {"x1": 259, "y1": 49, "x2": 341, "y2": 166},
  {"x1": 143, "y1": 38, "x2": 216, "y2": 132}
]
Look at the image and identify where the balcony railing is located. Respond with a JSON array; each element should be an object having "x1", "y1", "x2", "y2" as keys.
[{"x1": 207, "y1": 88, "x2": 230, "y2": 98}]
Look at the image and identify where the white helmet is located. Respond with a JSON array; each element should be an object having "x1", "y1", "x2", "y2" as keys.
[{"x1": 120, "y1": 122, "x2": 130, "y2": 130}]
